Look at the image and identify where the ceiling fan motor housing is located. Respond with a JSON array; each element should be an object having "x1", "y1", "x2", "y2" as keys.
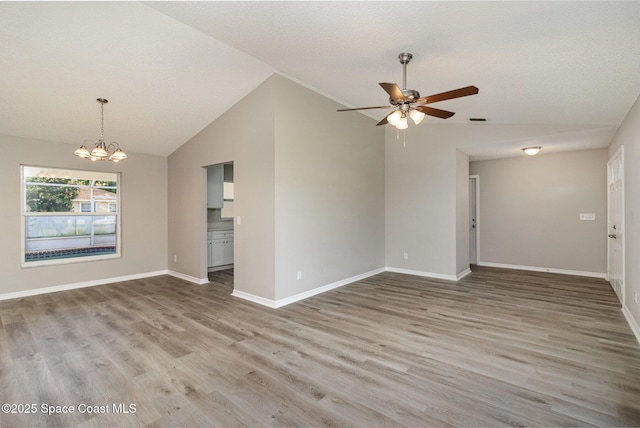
[{"x1": 398, "y1": 52, "x2": 413, "y2": 64}]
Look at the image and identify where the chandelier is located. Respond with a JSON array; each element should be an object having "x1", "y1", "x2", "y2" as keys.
[{"x1": 74, "y1": 98, "x2": 127, "y2": 162}]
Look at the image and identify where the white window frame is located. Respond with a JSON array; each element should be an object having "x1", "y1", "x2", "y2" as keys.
[{"x1": 20, "y1": 165, "x2": 122, "y2": 268}]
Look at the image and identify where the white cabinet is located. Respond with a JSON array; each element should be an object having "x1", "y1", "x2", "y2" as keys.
[
  {"x1": 207, "y1": 164, "x2": 224, "y2": 208},
  {"x1": 208, "y1": 163, "x2": 234, "y2": 213},
  {"x1": 207, "y1": 230, "x2": 234, "y2": 268}
]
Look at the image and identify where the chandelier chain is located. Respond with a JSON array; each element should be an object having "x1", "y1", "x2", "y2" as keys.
[{"x1": 100, "y1": 101, "x2": 104, "y2": 141}]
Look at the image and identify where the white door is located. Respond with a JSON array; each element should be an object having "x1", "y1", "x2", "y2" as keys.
[
  {"x1": 607, "y1": 146, "x2": 624, "y2": 305},
  {"x1": 469, "y1": 176, "x2": 479, "y2": 265}
]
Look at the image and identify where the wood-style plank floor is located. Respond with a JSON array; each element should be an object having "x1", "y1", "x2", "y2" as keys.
[{"x1": 1, "y1": 266, "x2": 639, "y2": 427}]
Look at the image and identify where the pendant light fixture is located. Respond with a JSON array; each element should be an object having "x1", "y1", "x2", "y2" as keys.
[
  {"x1": 522, "y1": 146, "x2": 542, "y2": 156},
  {"x1": 74, "y1": 98, "x2": 127, "y2": 162}
]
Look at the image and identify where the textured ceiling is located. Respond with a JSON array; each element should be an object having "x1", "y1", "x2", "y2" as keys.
[{"x1": 1, "y1": 1, "x2": 639, "y2": 159}]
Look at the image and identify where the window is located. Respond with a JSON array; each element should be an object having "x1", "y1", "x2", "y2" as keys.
[{"x1": 21, "y1": 166, "x2": 121, "y2": 266}]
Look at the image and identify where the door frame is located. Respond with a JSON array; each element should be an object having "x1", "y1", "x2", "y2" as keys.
[
  {"x1": 469, "y1": 175, "x2": 480, "y2": 265},
  {"x1": 606, "y1": 145, "x2": 625, "y2": 305}
]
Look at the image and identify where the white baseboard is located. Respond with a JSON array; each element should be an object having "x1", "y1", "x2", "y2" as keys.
[
  {"x1": 167, "y1": 270, "x2": 209, "y2": 285},
  {"x1": 274, "y1": 268, "x2": 386, "y2": 308},
  {"x1": 232, "y1": 268, "x2": 386, "y2": 309},
  {"x1": 231, "y1": 289, "x2": 277, "y2": 308},
  {"x1": 385, "y1": 267, "x2": 458, "y2": 281},
  {"x1": 457, "y1": 268, "x2": 472, "y2": 280},
  {"x1": 0, "y1": 270, "x2": 169, "y2": 302},
  {"x1": 477, "y1": 262, "x2": 606, "y2": 279},
  {"x1": 622, "y1": 305, "x2": 640, "y2": 345}
]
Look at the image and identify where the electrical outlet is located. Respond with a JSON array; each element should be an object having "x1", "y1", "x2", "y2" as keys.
[
  {"x1": 297, "y1": 271, "x2": 302, "y2": 280},
  {"x1": 173, "y1": 255, "x2": 177, "y2": 263},
  {"x1": 403, "y1": 253, "x2": 409, "y2": 260},
  {"x1": 634, "y1": 291, "x2": 638, "y2": 304}
]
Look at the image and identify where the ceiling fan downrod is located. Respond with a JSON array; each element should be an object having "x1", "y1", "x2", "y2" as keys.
[{"x1": 399, "y1": 52, "x2": 412, "y2": 90}]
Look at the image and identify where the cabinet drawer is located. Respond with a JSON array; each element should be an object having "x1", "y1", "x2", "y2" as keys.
[{"x1": 210, "y1": 230, "x2": 234, "y2": 239}]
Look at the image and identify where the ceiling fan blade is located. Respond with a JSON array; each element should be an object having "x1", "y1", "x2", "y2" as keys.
[
  {"x1": 417, "y1": 85, "x2": 479, "y2": 105},
  {"x1": 379, "y1": 82, "x2": 406, "y2": 103},
  {"x1": 416, "y1": 105, "x2": 456, "y2": 119},
  {"x1": 337, "y1": 105, "x2": 392, "y2": 112}
]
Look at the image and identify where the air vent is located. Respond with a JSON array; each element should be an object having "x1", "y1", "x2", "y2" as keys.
[{"x1": 469, "y1": 118, "x2": 486, "y2": 122}]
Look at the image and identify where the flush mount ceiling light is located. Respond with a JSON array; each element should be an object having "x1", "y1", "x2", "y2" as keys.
[
  {"x1": 74, "y1": 98, "x2": 127, "y2": 162},
  {"x1": 522, "y1": 147, "x2": 542, "y2": 156},
  {"x1": 337, "y1": 52, "x2": 479, "y2": 130}
]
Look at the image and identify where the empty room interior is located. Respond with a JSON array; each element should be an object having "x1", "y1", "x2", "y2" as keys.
[{"x1": 1, "y1": 2, "x2": 640, "y2": 427}]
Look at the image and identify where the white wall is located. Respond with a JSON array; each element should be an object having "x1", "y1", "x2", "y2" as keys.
[
  {"x1": 0, "y1": 134, "x2": 168, "y2": 296},
  {"x1": 273, "y1": 75, "x2": 385, "y2": 300},
  {"x1": 607, "y1": 93, "x2": 640, "y2": 337},
  {"x1": 470, "y1": 149, "x2": 607, "y2": 275}
]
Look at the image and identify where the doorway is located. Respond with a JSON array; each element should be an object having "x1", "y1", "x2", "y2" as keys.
[
  {"x1": 607, "y1": 147, "x2": 624, "y2": 305},
  {"x1": 206, "y1": 161, "x2": 235, "y2": 290},
  {"x1": 469, "y1": 175, "x2": 479, "y2": 265}
]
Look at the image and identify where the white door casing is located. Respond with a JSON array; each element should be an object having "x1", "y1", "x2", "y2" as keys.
[{"x1": 607, "y1": 146, "x2": 624, "y2": 305}]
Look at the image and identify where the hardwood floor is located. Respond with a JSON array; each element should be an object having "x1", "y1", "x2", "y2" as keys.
[{"x1": 1, "y1": 266, "x2": 639, "y2": 427}]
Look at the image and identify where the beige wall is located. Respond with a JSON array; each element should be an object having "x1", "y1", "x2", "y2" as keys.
[
  {"x1": 607, "y1": 93, "x2": 640, "y2": 335},
  {"x1": 273, "y1": 75, "x2": 385, "y2": 300},
  {"x1": 168, "y1": 76, "x2": 276, "y2": 299},
  {"x1": 384, "y1": 123, "x2": 616, "y2": 280},
  {"x1": 0, "y1": 134, "x2": 168, "y2": 295},
  {"x1": 456, "y1": 150, "x2": 470, "y2": 274},
  {"x1": 470, "y1": 149, "x2": 607, "y2": 274},
  {"x1": 168, "y1": 74, "x2": 385, "y2": 302},
  {"x1": 385, "y1": 126, "x2": 459, "y2": 277}
]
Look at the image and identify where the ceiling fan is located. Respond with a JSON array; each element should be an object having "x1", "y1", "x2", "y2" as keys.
[{"x1": 337, "y1": 53, "x2": 479, "y2": 129}]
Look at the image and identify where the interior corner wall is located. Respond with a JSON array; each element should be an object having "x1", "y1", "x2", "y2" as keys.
[
  {"x1": 385, "y1": 126, "x2": 458, "y2": 278},
  {"x1": 0, "y1": 134, "x2": 168, "y2": 296},
  {"x1": 456, "y1": 150, "x2": 470, "y2": 275},
  {"x1": 470, "y1": 148, "x2": 608, "y2": 274},
  {"x1": 168, "y1": 76, "x2": 276, "y2": 300},
  {"x1": 272, "y1": 75, "x2": 385, "y2": 301},
  {"x1": 607, "y1": 93, "x2": 640, "y2": 335}
]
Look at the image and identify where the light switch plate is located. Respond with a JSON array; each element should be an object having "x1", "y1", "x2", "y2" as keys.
[{"x1": 579, "y1": 213, "x2": 596, "y2": 221}]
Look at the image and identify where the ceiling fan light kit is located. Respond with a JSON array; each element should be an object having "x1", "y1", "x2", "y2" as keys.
[
  {"x1": 523, "y1": 146, "x2": 542, "y2": 156},
  {"x1": 74, "y1": 98, "x2": 127, "y2": 162},
  {"x1": 337, "y1": 52, "x2": 479, "y2": 130},
  {"x1": 409, "y1": 109, "x2": 426, "y2": 125}
]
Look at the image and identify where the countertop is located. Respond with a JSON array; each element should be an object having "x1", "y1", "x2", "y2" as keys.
[{"x1": 208, "y1": 222, "x2": 233, "y2": 232}]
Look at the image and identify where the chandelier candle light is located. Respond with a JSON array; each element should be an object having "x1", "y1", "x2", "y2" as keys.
[{"x1": 74, "y1": 98, "x2": 127, "y2": 162}]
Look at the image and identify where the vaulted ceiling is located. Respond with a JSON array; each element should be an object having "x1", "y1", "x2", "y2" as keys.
[{"x1": 1, "y1": 2, "x2": 639, "y2": 160}]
